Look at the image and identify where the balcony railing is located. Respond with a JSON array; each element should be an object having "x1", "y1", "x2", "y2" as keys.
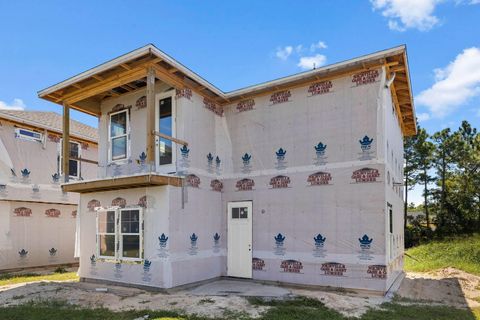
[{"x1": 95, "y1": 132, "x2": 188, "y2": 179}]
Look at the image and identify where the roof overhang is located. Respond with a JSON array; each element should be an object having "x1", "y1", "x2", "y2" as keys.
[{"x1": 38, "y1": 44, "x2": 416, "y2": 136}]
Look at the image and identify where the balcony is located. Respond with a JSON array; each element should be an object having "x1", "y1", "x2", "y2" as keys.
[{"x1": 62, "y1": 172, "x2": 182, "y2": 193}]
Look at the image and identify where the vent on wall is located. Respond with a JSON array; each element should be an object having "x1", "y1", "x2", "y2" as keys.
[{"x1": 14, "y1": 128, "x2": 43, "y2": 143}]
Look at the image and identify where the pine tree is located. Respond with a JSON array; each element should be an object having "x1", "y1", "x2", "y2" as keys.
[{"x1": 413, "y1": 128, "x2": 435, "y2": 228}]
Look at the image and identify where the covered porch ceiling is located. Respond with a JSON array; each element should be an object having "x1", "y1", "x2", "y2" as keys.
[
  {"x1": 38, "y1": 45, "x2": 228, "y2": 116},
  {"x1": 38, "y1": 44, "x2": 416, "y2": 136}
]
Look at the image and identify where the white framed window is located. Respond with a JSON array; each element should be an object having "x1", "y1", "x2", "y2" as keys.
[
  {"x1": 59, "y1": 140, "x2": 81, "y2": 178},
  {"x1": 119, "y1": 208, "x2": 142, "y2": 261},
  {"x1": 108, "y1": 109, "x2": 129, "y2": 162},
  {"x1": 155, "y1": 91, "x2": 176, "y2": 172},
  {"x1": 96, "y1": 207, "x2": 143, "y2": 261},
  {"x1": 97, "y1": 210, "x2": 117, "y2": 259},
  {"x1": 15, "y1": 128, "x2": 43, "y2": 143}
]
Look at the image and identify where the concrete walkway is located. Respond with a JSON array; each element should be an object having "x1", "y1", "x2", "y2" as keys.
[{"x1": 187, "y1": 279, "x2": 291, "y2": 297}]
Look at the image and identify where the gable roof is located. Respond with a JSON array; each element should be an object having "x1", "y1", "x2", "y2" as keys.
[
  {"x1": 0, "y1": 110, "x2": 98, "y2": 142},
  {"x1": 38, "y1": 44, "x2": 416, "y2": 136}
]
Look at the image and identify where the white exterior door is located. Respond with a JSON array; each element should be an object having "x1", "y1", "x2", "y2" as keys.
[{"x1": 227, "y1": 201, "x2": 252, "y2": 278}]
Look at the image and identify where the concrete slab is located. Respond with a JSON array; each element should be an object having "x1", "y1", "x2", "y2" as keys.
[{"x1": 187, "y1": 279, "x2": 291, "y2": 297}]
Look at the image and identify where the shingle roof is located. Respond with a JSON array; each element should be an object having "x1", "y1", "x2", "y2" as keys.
[{"x1": 0, "y1": 110, "x2": 98, "y2": 142}]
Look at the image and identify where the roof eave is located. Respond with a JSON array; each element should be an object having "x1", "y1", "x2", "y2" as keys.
[
  {"x1": 0, "y1": 113, "x2": 98, "y2": 143},
  {"x1": 225, "y1": 45, "x2": 407, "y2": 99}
]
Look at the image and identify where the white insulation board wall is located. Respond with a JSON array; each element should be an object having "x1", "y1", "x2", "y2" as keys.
[
  {"x1": 0, "y1": 201, "x2": 77, "y2": 270},
  {"x1": 0, "y1": 117, "x2": 97, "y2": 270},
  {"x1": 81, "y1": 67, "x2": 404, "y2": 292},
  {"x1": 78, "y1": 184, "x2": 225, "y2": 289}
]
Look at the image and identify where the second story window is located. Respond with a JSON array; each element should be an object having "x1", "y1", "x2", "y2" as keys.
[
  {"x1": 109, "y1": 110, "x2": 129, "y2": 162},
  {"x1": 59, "y1": 140, "x2": 82, "y2": 179},
  {"x1": 156, "y1": 91, "x2": 176, "y2": 171}
]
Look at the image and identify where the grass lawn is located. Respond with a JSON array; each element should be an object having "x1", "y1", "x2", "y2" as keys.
[
  {"x1": 0, "y1": 298, "x2": 478, "y2": 320},
  {"x1": 2, "y1": 236, "x2": 480, "y2": 320},
  {"x1": 0, "y1": 270, "x2": 78, "y2": 286},
  {"x1": 405, "y1": 233, "x2": 480, "y2": 275}
]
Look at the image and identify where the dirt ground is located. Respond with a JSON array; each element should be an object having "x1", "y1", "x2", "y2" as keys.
[
  {"x1": 0, "y1": 267, "x2": 478, "y2": 318},
  {"x1": 397, "y1": 267, "x2": 480, "y2": 310}
]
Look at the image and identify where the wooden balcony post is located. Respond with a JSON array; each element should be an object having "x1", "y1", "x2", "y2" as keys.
[
  {"x1": 146, "y1": 67, "x2": 156, "y2": 165},
  {"x1": 62, "y1": 102, "x2": 70, "y2": 182}
]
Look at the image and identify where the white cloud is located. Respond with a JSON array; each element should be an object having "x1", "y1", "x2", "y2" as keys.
[
  {"x1": 297, "y1": 54, "x2": 327, "y2": 70},
  {"x1": 0, "y1": 98, "x2": 26, "y2": 110},
  {"x1": 370, "y1": 0, "x2": 441, "y2": 31},
  {"x1": 310, "y1": 41, "x2": 327, "y2": 51},
  {"x1": 416, "y1": 47, "x2": 480, "y2": 117},
  {"x1": 276, "y1": 46, "x2": 293, "y2": 60},
  {"x1": 371, "y1": 0, "x2": 479, "y2": 31},
  {"x1": 276, "y1": 40, "x2": 328, "y2": 70},
  {"x1": 416, "y1": 112, "x2": 431, "y2": 121}
]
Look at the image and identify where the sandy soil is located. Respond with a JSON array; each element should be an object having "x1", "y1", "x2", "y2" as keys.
[
  {"x1": 397, "y1": 267, "x2": 480, "y2": 310},
  {"x1": 0, "y1": 281, "x2": 267, "y2": 318},
  {"x1": 0, "y1": 267, "x2": 478, "y2": 318}
]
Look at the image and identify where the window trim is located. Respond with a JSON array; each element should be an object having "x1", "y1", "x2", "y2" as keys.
[
  {"x1": 95, "y1": 207, "x2": 143, "y2": 262},
  {"x1": 155, "y1": 90, "x2": 176, "y2": 172},
  {"x1": 59, "y1": 139, "x2": 81, "y2": 179},
  {"x1": 14, "y1": 128, "x2": 43, "y2": 143},
  {"x1": 96, "y1": 210, "x2": 118, "y2": 260},
  {"x1": 108, "y1": 109, "x2": 130, "y2": 163},
  {"x1": 118, "y1": 207, "x2": 143, "y2": 262}
]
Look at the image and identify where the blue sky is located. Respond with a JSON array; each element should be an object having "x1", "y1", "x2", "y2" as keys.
[{"x1": 0, "y1": 1, "x2": 479, "y2": 203}]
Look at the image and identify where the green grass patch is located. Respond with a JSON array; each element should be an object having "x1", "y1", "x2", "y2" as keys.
[
  {"x1": 0, "y1": 300, "x2": 192, "y2": 320},
  {"x1": 0, "y1": 297, "x2": 478, "y2": 320},
  {"x1": 405, "y1": 233, "x2": 480, "y2": 275},
  {"x1": 362, "y1": 303, "x2": 478, "y2": 320},
  {"x1": 0, "y1": 271, "x2": 78, "y2": 286}
]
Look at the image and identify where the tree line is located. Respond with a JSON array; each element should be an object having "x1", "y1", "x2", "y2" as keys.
[{"x1": 404, "y1": 120, "x2": 480, "y2": 247}]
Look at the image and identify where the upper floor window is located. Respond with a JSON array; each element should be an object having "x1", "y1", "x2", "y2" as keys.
[
  {"x1": 15, "y1": 128, "x2": 43, "y2": 143},
  {"x1": 156, "y1": 91, "x2": 176, "y2": 171},
  {"x1": 109, "y1": 110, "x2": 129, "y2": 162},
  {"x1": 59, "y1": 140, "x2": 82, "y2": 179}
]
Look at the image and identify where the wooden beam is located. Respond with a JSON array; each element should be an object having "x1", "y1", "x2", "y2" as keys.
[
  {"x1": 70, "y1": 156, "x2": 98, "y2": 165},
  {"x1": 64, "y1": 67, "x2": 147, "y2": 104},
  {"x1": 390, "y1": 65, "x2": 406, "y2": 72},
  {"x1": 146, "y1": 67, "x2": 156, "y2": 164},
  {"x1": 120, "y1": 63, "x2": 132, "y2": 71},
  {"x1": 62, "y1": 103, "x2": 70, "y2": 183},
  {"x1": 386, "y1": 66, "x2": 405, "y2": 134},
  {"x1": 150, "y1": 63, "x2": 231, "y2": 105},
  {"x1": 153, "y1": 131, "x2": 188, "y2": 147},
  {"x1": 120, "y1": 85, "x2": 133, "y2": 92},
  {"x1": 62, "y1": 174, "x2": 183, "y2": 193}
]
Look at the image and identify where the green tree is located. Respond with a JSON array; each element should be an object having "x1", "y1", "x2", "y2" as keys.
[
  {"x1": 431, "y1": 128, "x2": 454, "y2": 221},
  {"x1": 403, "y1": 132, "x2": 419, "y2": 228},
  {"x1": 413, "y1": 128, "x2": 435, "y2": 228},
  {"x1": 452, "y1": 121, "x2": 480, "y2": 231}
]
